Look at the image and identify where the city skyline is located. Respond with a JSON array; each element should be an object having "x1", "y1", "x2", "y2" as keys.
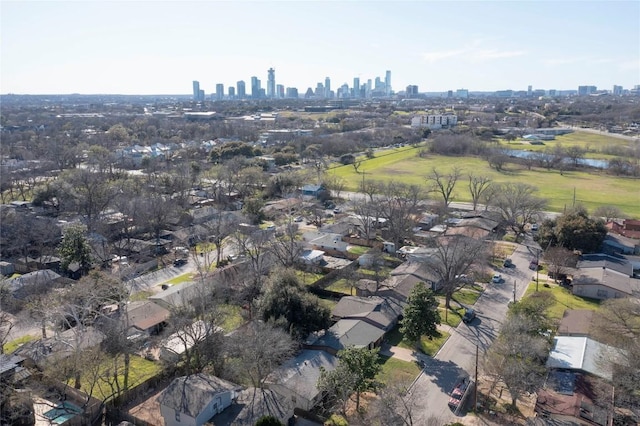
[{"x1": 1, "y1": 1, "x2": 638, "y2": 95}]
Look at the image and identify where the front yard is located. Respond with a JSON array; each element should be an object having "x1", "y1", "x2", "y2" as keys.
[{"x1": 523, "y1": 281, "x2": 600, "y2": 321}]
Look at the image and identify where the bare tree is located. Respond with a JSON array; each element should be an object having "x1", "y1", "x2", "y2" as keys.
[
  {"x1": 467, "y1": 174, "x2": 492, "y2": 211},
  {"x1": 493, "y1": 183, "x2": 547, "y2": 241},
  {"x1": 427, "y1": 167, "x2": 461, "y2": 207},
  {"x1": 426, "y1": 235, "x2": 487, "y2": 310},
  {"x1": 268, "y1": 219, "x2": 305, "y2": 268},
  {"x1": 364, "y1": 380, "x2": 420, "y2": 426},
  {"x1": 592, "y1": 205, "x2": 623, "y2": 223},
  {"x1": 485, "y1": 314, "x2": 549, "y2": 407},
  {"x1": 543, "y1": 246, "x2": 577, "y2": 282},
  {"x1": 592, "y1": 298, "x2": 640, "y2": 420},
  {"x1": 377, "y1": 181, "x2": 423, "y2": 248},
  {"x1": 226, "y1": 321, "x2": 296, "y2": 388}
]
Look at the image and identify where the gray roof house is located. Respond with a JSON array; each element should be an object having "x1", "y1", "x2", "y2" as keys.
[
  {"x1": 331, "y1": 296, "x2": 403, "y2": 331},
  {"x1": 371, "y1": 260, "x2": 441, "y2": 302},
  {"x1": 265, "y1": 349, "x2": 338, "y2": 412},
  {"x1": 210, "y1": 387, "x2": 294, "y2": 426},
  {"x1": 304, "y1": 319, "x2": 387, "y2": 356},
  {"x1": 546, "y1": 336, "x2": 623, "y2": 381},
  {"x1": 572, "y1": 267, "x2": 633, "y2": 300},
  {"x1": 159, "y1": 374, "x2": 240, "y2": 426},
  {"x1": 557, "y1": 310, "x2": 595, "y2": 337}
]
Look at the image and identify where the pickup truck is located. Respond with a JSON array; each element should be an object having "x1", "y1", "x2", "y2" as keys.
[{"x1": 448, "y1": 377, "x2": 472, "y2": 412}]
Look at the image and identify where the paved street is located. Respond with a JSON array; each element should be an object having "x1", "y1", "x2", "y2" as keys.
[{"x1": 410, "y1": 240, "x2": 538, "y2": 424}]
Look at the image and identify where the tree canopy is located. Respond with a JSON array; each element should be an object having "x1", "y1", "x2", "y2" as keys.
[
  {"x1": 400, "y1": 282, "x2": 441, "y2": 344},
  {"x1": 535, "y1": 207, "x2": 607, "y2": 253}
]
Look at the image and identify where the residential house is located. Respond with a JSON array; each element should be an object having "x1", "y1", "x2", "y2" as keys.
[
  {"x1": 0, "y1": 354, "x2": 31, "y2": 385},
  {"x1": 126, "y1": 300, "x2": 171, "y2": 340},
  {"x1": 299, "y1": 249, "x2": 325, "y2": 266},
  {"x1": 210, "y1": 388, "x2": 293, "y2": 426},
  {"x1": 301, "y1": 184, "x2": 324, "y2": 198},
  {"x1": 15, "y1": 326, "x2": 105, "y2": 368},
  {"x1": 159, "y1": 320, "x2": 221, "y2": 363},
  {"x1": 8, "y1": 269, "x2": 70, "y2": 300},
  {"x1": 304, "y1": 319, "x2": 386, "y2": 356},
  {"x1": 158, "y1": 374, "x2": 240, "y2": 426},
  {"x1": 607, "y1": 219, "x2": 640, "y2": 240},
  {"x1": 546, "y1": 336, "x2": 621, "y2": 380},
  {"x1": 331, "y1": 296, "x2": 403, "y2": 331},
  {"x1": 556, "y1": 310, "x2": 595, "y2": 337},
  {"x1": 368, "y1": 260, "x2": 441, "y2": 302},
  {"x1": 307, "y1": 232, "x2": 349, "y2": 256},
  {"x1": 265, "y1": 349, "x2": 338, "y2": 413},
  {"x1": 572, "y1": 265, "x2": 633, "y2": 300}
]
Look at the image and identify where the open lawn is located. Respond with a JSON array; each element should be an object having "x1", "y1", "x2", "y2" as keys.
[
  {"x1": 325, "y1": 278, "x2": 356, "y2": 295},
  {"x1": 73, "y1": 355, "x2": 162, "y2": 402},
  {"x1": 329, "y1": 147, "x2": 640, "y2": 217},
  {"x1": 129, "y1": 290, "x2": 153, "y2": 302},
  {"x1": 162, "y1": 273, "x2": 193, "y2": 286},
  {"x1": 504, "y1": 131, "x2": 636, "y2": 154},
  {"x1": 347, "y1": 245, "x2": 370, "y2": 256},
  {"x1": 294, "y1": 270, "x2": 323, "y2": 286},
  {"x1": 3, "y1": 334, "x2": 38, "y2": 354},
  {"x1": 376, "y1": 355, "x2": 421, "y2": 386},
  {"x1": 523, "y1": 282, "x2": 600, "y2": 321},
  {"x1": 385, "y1": 326, "x2": 451, "y2": 357},
  {"x1": 218, "y1": 304, "x2": 245, "y2": 332}
]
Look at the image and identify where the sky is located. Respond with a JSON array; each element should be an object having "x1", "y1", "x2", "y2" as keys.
[{"x1": 1, "y1": 1, "x2": 639, "y2": 95}]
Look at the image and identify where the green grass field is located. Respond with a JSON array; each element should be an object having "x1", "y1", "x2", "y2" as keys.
[
  {"x1": 386, "y1": 325, "x2": 451, "y2": 356},
  {"x1": 329, "y1": 144, "x2": 640, "y2": 217},
  {"x1": 523, "y1": 282, "x2": 600, "y2": 321},
  {"x1": 73, "y1": 354, "x2": 162, "y2": 402},
  {"x1": 3, "y1": 334, "x2": 38, "y2": 354},
  {"x1": 376, "y1": 355, "x2": 422, "y2": 386}
]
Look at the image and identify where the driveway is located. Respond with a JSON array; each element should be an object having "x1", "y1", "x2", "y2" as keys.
[{"x1": 410, "y1": 240, "x2": 537, "y2": 424}]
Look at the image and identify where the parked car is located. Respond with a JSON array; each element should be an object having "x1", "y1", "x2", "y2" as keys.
[
  {"x1": 294, "y1": 216, "x2": 303, "y2": 222},
  {"x1": 503, "y1": 258, "x2": 513, "y2": 268},
  {"x1": 462, "y1": 308, "x2": 476, "y2": 324},
  {"x1": 529, "y1": 260, "x2": 541, "y2": 271},
  {"x1": 448, "y1": 377, "x2": 472, "y2": 411},
  {"x1": 173, "y1": 258, "x2": 187, "y2": 267},
  {"x1": 333, "y1": 207, "x2": 342, "y2": 214},
  {"x1": 492, "y1": 273, "x2": 502, "y2": 283},
  {"x1": 530, "y1": 223, "x2": 539, "y2": 232}
]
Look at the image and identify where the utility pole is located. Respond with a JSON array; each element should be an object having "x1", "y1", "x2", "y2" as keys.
[
  {"x1": 513, "y1": 280, "x2": 517, "y2": 303},
  {"x1": 474, "y1": 344, "x2": 479, "y2": 413}
]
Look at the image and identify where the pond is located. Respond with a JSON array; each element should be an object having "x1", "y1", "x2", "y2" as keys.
[{"x1": 503, "y1": 149, "x2": 609, "y2": 169}]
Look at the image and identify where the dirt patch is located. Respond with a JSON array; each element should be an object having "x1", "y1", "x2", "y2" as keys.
[{"x1": 474, "y1": 375, "x2": 536, "y2": 425}]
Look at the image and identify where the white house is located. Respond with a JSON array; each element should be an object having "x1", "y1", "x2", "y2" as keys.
[{"x1": 159, "y1": 374, "x2": 239, "y2": 426}]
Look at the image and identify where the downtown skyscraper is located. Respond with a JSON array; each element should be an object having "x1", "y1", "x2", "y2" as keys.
[{"x1": 267, "y1": 68, "x2": 276, "y2": 99}]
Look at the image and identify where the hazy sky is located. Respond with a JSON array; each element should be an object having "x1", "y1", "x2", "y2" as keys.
[{"x1": 1, "y1": 1, "x2": 639, "y2": 95}]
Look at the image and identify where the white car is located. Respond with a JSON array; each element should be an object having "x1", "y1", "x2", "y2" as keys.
[{"x1": 492, "y1": 273, "x2": 502, "y2": 283}]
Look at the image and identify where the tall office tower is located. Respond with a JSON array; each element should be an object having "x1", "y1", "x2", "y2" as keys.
[
  {"x1": 325, "y1": 77, "x2": 331, "y2": 98},
  {"x1": 267, "y1": 68, "x2": 276, "y2": 99},
  {"x1": 613, "y1": 85, "x2": 623, "y2": 95},
  {"x1": 251, "y1": 77, "x2": 262, "y2": 98},
  {"x1": 548, "y1": 89, "x2": 557, "y2": 97},
  {"x1": 578, "y1": 85, "x2": 597, "y2": 96},
  {"x1": 527, "y1": 85, "x2": 532, "y2": 97},
  {"x1": 375, "y1": 77, "x2": 383, "y2": 91},
  {"x1": 192, "y1": 81, "x2": 200, "y2": 101},
  {"x1": 237, "y1": 80, "x2": 246, "y2": 99},
  {"x1": 353, "y1": 77, "x2": 360, "y2": 98},
  {"x1": 228, "y1": 86, "x2": 236, "y2": 99},
  {"x1": 367, "y1": 79, "x2": 372, "y2": 98},
  {"x1": 456, "y1": 88, "x2": 469, "y2": 99},
  {"x1": 314, "y1": 82, "x2": 325, "y2": 98},
  {"x1": 199, "y1": 89, "x2": 204, "y2": 101},
  {"x1": 215, "y1": 84, "x2": 224, "y2": 100},
  {"x1": 276, "y1": 84, "x2": 284, "y2": 99},
  {"x1": 385, "y1": 70, "x2": 391, "y2": 96}
]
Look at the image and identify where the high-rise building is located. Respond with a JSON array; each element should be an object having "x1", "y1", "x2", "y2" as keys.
[
  {"x1": 237, "y1": 81, "x2": 246, "y2": 99},
  {"x1": 325, "y1": 77, "x2": 331, "y2": 98},
  {"x1": 385, "y1": 70, "x2": 391, "y2": 96},
  {"x1": 366, "y1": 79, "x2": 372, "y2": 98},
  {"x1": 228, "y1": 86, "x2": 236, "y2": 99},
  {"x1": 267, "y1": 68, "x2": 276, "y2": 99},
  {"x1": 527, "y1": 85, "x2": 532, "y2": 97},
  {"x1": 251, "y1": 77, "x2": 262, "y2": 99},
  {"x1": 276, "y1": 84, "x2": 284, "y2": 99},
  {"x1": 406, "y1": 85, "x2": 419, "y2": 98},
  {"x1": 578, "y1": 85, "x2": 597, "y2": 96},
  {"x1": 286, "y1": 87, "x2": 299, "y2": 98},
  {"x1": 215, "y1": 83, "x2": 224, "y2": 100},
  {"x1": 314, "y1": 82, "x2": 325, "y2": 98},
  {"x1": 456, "y1": 89, "x2": 469, "y2": 99},
  {"x1": 353, "y1": 77, "x2": 360, "y2": 98},
  {"x1": 613, "y1": 85, "x2": 623, "y2": 95},
  {"x1": 192, "y1": 81, "x2": 201, "y2": 101}
]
